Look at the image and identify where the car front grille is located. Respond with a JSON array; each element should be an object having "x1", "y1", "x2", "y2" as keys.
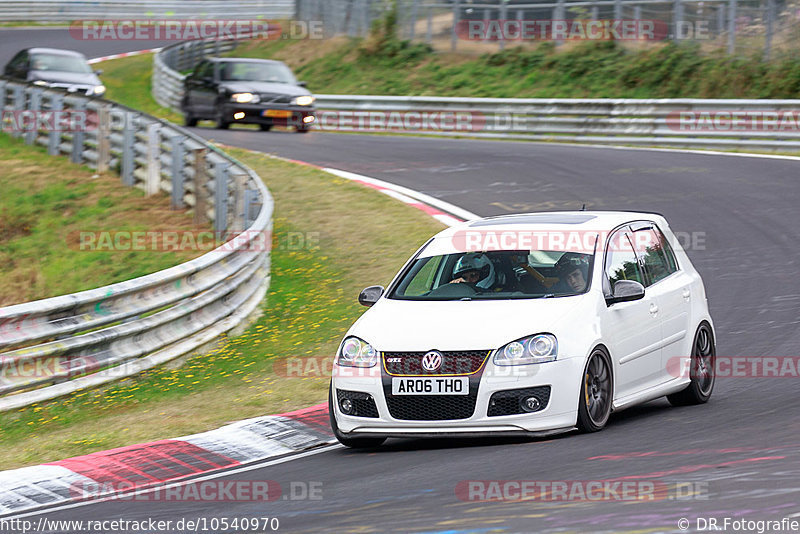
[
  {"x1": 259, "y1": 93, "x2": 292, "y2": 104},
  {"x1": 385, "y1": 392, "x2": 478, "y2": 420},
  {"x1": 382, "y1": 350, "x2": 490, "y2": 376},
  {"x1": 336, "y1": 389, "x2": 379, "y2": 418},
  {"x1": 487, "y1": 386, "x2": 551, "y2": 416}
]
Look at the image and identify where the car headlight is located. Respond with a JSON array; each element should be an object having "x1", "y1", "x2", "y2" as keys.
[
  {"x1": 33, "y1": 80, "x2": 50, "y2": 87},
  {"x1": 336, "y1": 336, "x2": 378, "y2": 368},
  {"x1": 91, "y1": 85, "x2": 106, "y2": 96},
  {"x1": 292, "y1": 95, "x2": 315, "y2": 106},
  {"x1": 231, "y1": 92, "x2": 259, "y2": 104},
  {"x1": 493, "y1": 334, "x2": 558, "y2": 366}
]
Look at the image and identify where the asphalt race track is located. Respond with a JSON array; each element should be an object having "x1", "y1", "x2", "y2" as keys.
[{"x1": 4, "y1": 30, "x2": 800, "y2": 533}]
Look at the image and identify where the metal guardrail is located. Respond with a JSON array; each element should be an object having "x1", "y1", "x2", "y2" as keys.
[
  {"x1": 0, "y1": 0, "x2": 294, "y2": 21},
  {"x1": 151, "y1": 42, "x2": 800, "y2": 152},
  {"x1": 0, "y1": 79, "x2": 273, "y2": 411}
]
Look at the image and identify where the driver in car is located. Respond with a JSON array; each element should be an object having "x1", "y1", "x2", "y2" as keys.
[
  {"x1": 554, "y1": 252, "x2": 590, "y2": 293},
  {"x1": 449, "y1": 253, "x2": 496, "y2": 290}
]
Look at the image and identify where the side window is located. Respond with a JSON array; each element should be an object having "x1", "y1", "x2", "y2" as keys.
[
  {"x1": 605, "y1": 228, "x2": 644, "y2": 291},
  {"x1": 632, "y1": 227, "x2": 678, "y2": 286},
  {"x1": 194, "y1": 61, "x2": 211, "y2": 79}
]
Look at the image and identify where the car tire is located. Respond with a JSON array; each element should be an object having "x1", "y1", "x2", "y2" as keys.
[
  {"x1": 215, "y1": 110, "x2": 230, "y2": 130},
  {"x1": 295, "y1": 126, "x2": 311, "y2": 133},
  {"x1": 577, "y1": 348, "x2": 613, "y2": 432},
  {"x1": 184, "y1": 113, "x2": 198, "y2": 128},
  {"x1": 328, "y1": 384, "x2": 386, "y2": 449},
  {"x1": 667, "y1": 322, "x2": 715, "y2": 406},
  {"x1": 259, "y1": 124, "x2": 272, "y2": 132}
]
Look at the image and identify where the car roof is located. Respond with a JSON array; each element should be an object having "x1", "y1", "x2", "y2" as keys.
[
  {"x1": 421, "y1": 211, "x2": 669, "y2": 256},
  {"x1": 450, "y1": 211, "x2": 664, "y2": 232},
  {"x1": 25, "y1": 48, "x2": 87, "y2": 58}
]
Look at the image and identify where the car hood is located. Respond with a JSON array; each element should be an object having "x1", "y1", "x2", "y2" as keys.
[
  {"x1": 348, "y1": 295, "x2": 587, "y2": 352},
  {"x1": 29, "y1": 70, "x2": 100, "y2": 85},
  {"x1": 219, "y1": 81, "x2": 310, "y2": 97}
]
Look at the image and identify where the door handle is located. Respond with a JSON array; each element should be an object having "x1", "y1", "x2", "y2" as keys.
[
  {"x1": 649, "y1": 303, "x2": 659, "y2": 316},
  {"x1": 682, "y1": 289, "x2": 691, "y2": 301}
]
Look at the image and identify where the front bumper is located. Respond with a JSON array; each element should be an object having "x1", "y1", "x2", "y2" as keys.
[
  {"x1": 219, "y1": 102, "x2": 315, "y2": 127},
  {"x1": 332, "y1": 356, "x2": 585, "y2": 436}
]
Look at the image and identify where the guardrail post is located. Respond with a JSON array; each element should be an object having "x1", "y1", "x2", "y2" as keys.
[
  {"x1": 717, "y1": 4, "x2": 725, "y2": 37},
  {"x1": 614, "y1": 0, "x2": 622, "y2": 20},
  {"x1": 48, "y1": 93, "x2": 63, "y2": 156},
  {"x1": 764, "y1": 0, "x2": 775, "y2": 60},
  {"x1": 214, "y1": 162, "x2": 231, "y2": 234},
  {"x1": 192, "y1": 147, "x2": 209, "y2": 225},
  {"x1": 555, "y1": 0, "x2": 565, "y2": 47},
  {"x1": 121, "y1": 111, "x2": 136, "y2": 186},
  {"x1": 0, "y1": 80, "x2": 6, "y2": 112},
  {"x1": 70, "y1": 99, "x2": 86, "y2": 163},
  {"x1": 10, "y1": 84, "x2": 25, "y2": 139},
  {"x1": 25, "y1": 88, "x2": 42, "y2": 145},
  {"x1": 591, "y1": 6, "x2": 599, "y2": 20},
  {"x1": 673, "y1": 0, "x2": 684, "y2": 42},
  {"x1": 233, "y1": 171, "x2": 246, "y2": 231},
  {"x1": 145, "y1": 122, "x2": 162, "y2": 196},
  {"x1": 499, "y1": 0, "x2": 507, "y2": 50},
  {"x1": 634, "y1": 5, "x2": 642, "y2": 21},
  {"x1": 170, "y1": 135, "x2": 186, "y2": 209},
  {"x1": 451, "y1": 0, "x2": 460, "y2": 51},
  {"x1": 96, "y1": 103, "x2": 111, "y2": 173},
  {"x1": 727, "y1": 0, "x2": 737, "y2": 54},
  {"x1": 426, "y1": 3, "x2": 433, "y2": 43},
  {"x1": 409, "y1": 0, "x2": 418, "y2": 40}
]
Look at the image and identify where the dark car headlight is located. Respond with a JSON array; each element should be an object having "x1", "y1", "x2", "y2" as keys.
[{"x1": 494, "y1": 334, "x2": 558, "y2": 365}]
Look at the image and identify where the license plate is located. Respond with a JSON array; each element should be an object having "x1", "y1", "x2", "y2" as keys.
[
  {"x1": 391, "y1": 377, "x2": 469, "y2": 396},
  {"x1": 263, "y1": 109, "x2": 291, "y2": 118}
]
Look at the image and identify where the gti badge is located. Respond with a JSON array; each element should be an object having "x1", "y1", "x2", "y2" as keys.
[{"x1": 421, "y1": 351, "x2": 443, "y2": 372}]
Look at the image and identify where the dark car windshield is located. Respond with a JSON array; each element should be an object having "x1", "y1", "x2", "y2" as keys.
[
  {"x1": 30, "y1": 54, "x2": 92, "y2": 74},
  {"x1": 220, "y1": 62, "x2": 295, "y2": 84},
  {"x1": 389, "y1": 250, "x2": 595, "y2": 301}
]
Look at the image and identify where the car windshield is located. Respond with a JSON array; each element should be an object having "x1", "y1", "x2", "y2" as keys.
[
  {"x1": 220, "y1": 61, "x2": 295, "y2": 83},
  {"x1": 389, "y1": 250, "x2": 594, "y2": 301},
  {"x1": 30, "y1": 54, "x2": 92, "y2": 74}
]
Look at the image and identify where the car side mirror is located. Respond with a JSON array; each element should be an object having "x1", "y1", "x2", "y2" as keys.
[
  {"x1": 297, "y1": 81, "x2": 307, "y2": 88},
  {"x1": 94, "y1": 69, "x2": 103, "y2": 76},
  {"x1": 606, "y1": 280, "x2": 645, "y2": 306},
  {"x1": 358, "y1": 285, "x2": 384, "y2": 307}
]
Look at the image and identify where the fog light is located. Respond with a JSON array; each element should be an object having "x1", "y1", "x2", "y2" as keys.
[
  {"x1": 340, "y1": 398, "x2": 354, "y2": 415},
  {"x1": 521, "y1": 396, "x2": 541, "y2": 412},
  {"x1": 233, "y1": 112, "x2": 245, "y2": 120},
  {"x1": 303, "y1": 116, "x2": 315, "y2": 123}
]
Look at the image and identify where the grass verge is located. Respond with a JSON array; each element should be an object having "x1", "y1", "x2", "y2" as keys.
[
  {"x1": 228, "y1": 34, "x2": 800, "y2": 99},
  {"x1": 0, "y1": 134, "x2": 203, "y2": 306},
  {"x1": 0, "y1": 148, "x2": 444, "y2": 470}
]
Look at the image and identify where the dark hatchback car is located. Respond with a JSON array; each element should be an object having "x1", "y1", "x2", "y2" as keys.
[
  {"x1": 182, "y1": 57, "x2": 315, "y2": 132},
  {"x1": 3, "y1": 48, "x2": 106, "y2": 96}
]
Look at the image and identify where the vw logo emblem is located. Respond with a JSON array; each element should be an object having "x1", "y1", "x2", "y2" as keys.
[{"x1": 421, "y1": 351, "x2": 443, "y2": 372}]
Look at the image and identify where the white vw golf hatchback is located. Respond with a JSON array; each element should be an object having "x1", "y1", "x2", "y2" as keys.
[{"x1": 329, "y1": 212, "x2": 715, "y2": 448}]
